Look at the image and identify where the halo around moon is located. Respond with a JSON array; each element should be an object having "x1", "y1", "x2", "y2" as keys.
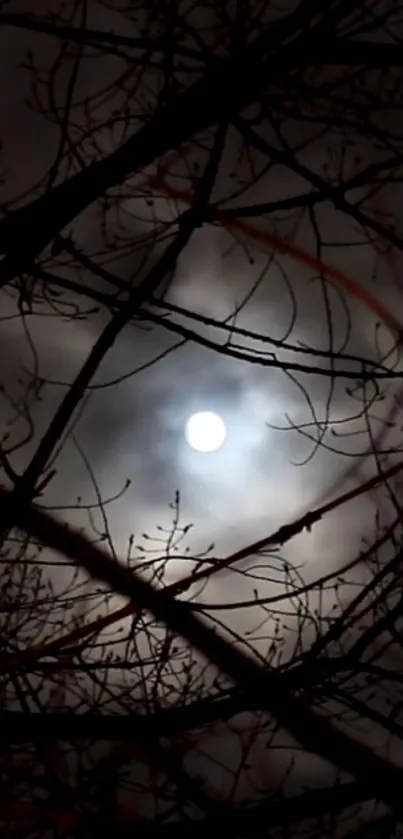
[{"x1": 185, "y1": 411, "x2": 227, "y2": 453}]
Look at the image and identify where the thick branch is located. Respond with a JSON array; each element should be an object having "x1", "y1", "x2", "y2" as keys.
[
  {"x1": 0, "y1": 0, "x2": 360, "y2": 285},
  {"x1": 2, "y1": 491, "x2": 403, "y2": 813},
  {"x1": 2, "y1": 13, "x2": 402, "y2": 67},
  {"x1": 0, "y1": 12, "x2": 206, "y2": 62}
]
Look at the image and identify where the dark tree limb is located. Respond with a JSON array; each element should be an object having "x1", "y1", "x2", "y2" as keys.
[
  {"x1": 0, "y1": 0, "x2": 362, "y2": 286},
  {"x1": 2, "y1": 491, "x2": 403, "y2": 814}
]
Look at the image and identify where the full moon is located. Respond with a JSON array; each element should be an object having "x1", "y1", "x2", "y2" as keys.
[{"x1": 185, "y1": 411, "x2": 227, "y2": 453}]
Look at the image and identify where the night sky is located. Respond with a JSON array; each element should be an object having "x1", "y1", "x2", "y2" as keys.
[
  {"x1": 1, "y1": 0, "x2": 403, "y2": 822},
  {"x1": 0, "y1": 0, "x2": 401, "y2": 636}
]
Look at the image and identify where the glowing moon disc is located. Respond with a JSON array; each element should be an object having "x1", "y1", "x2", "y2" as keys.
[{"x1": 185, "y1": 411, "x2": 227, "y2": 453}]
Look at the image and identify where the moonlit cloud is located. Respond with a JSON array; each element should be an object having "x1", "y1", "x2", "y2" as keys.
[{"x1": 1, "y1": 3, "x2": 403, "y2": 816}]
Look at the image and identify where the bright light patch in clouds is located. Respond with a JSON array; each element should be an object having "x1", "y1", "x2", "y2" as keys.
[{"x1": 185, "y1": 411, "x2": 227, "y2": 452}]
